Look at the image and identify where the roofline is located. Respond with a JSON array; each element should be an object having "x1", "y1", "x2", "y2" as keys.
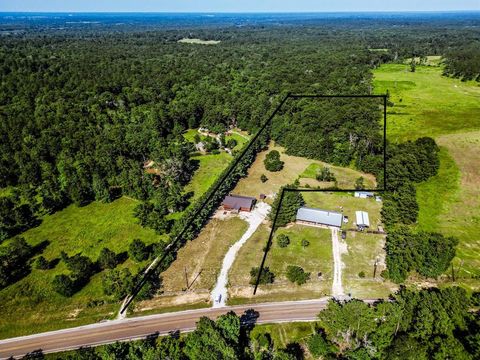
[{"x1": 298, "y1": 206, "x2": 343, "y2": 216}]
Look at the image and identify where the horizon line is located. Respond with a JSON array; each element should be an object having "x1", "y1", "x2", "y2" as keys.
[{"x1": 1, "y1": 10, "x2": 480, "y2": 14}]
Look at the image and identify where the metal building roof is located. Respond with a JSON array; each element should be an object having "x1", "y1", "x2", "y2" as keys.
[
  {"x1": 222, "y1": 195, "x2": 256, "y2": 210},
  {"x1": 355, "y1": 211, "x2": 370, "y2": 227},
  {"x1": 296, "y1": 207, "x2": 343, "y2": 227}
]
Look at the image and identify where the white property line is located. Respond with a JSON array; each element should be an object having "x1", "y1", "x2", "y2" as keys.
[{"x1": 211, "y1": 202, "x2": 271, "y2": 307}]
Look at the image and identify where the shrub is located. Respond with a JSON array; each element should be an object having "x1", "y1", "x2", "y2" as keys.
[
  {"x1": 316, "y1": 167, "x2": 336, "y2": 182},
  {"x1": 307, "y1": 333, "x2": 337, "y2": 358},
  {"x1": 277, "y1": 234, "x2": 290, "y2": 248},
  {"x1": 102, "y1": 268, "x2": 134, "y2": 300},
  {"x1": 97, "y1": 247, "x2": 118, "y2": 270},
  {"x1": 286, "y1": 265, "x2": 310, "y2": 285},
  {"x1": 264, "y1": 150, "x2": 284, "y2": 172},
  {"x1": 355, "y1": 177, "x2": 365, "y2": 190},
  {"x1": 301, "y1": 239, "x2": 310, "y2": 248},
  {"x1": 249, "y1": 266, "x2": 275, "y2": 285},
  {"x1": 52, "y1": 274, "x2": 76, "y2": 297},
  {"x1": 128, "y1": 239, "x2": 150, "y2": 262},
  {"x1": 35, "y1": 256, "x2": 50, "y2": 270},
  {"x1": 358, "y1": 271, "x2": 366, "y2": 278},
  {"x1": 260, "y1": 174, "x2": 268, "y2": 183}
]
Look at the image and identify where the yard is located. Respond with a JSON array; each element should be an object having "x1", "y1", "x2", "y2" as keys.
[
  {"x1": 228, "y1": 224, "x2": 332, "y2": 304},
  {"x1": 233, "y1": 142, "x2": 376, "y2": 202},
  {"x1": 134, "y1": 217, "x2": 248, "y2": 314}
]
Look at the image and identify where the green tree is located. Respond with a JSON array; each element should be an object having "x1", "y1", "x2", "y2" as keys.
[
  {"x1": 249, "y1": 267, "x2": 275, "y2": 285},
  {"x1": 128, "y1": 239, "x2": 150, "y2": 262},
  {"x1": 35, "y1": 256, "x2": 50, "y2": 270},
  {"x1": 355, "y1": 177, "x2": 365, "y2": 190},
  {"x1": 52, "y1": 274, "x2": 76, "y2": 297},
  {"x1": 286, "y1": 265, "x2": 310, "y2": 285},
  {"x1": 277, "y1": 234, "x2": 290, "y2": 248},
  {"x1": 264, "y1": 150, "x2": 284, "y2": 172},
  {"x1": 260, "y1": 174, "x2": 268, "y2": 183},
  {"x1": 97, "y1": 247, "x2": 118, "y2": 270}
]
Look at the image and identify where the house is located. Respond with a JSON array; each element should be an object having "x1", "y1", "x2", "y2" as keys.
[
  {"x1": 354, "y1": 191, "x2": 374, "y2": 199},
  {"x1": 296, "y1": 207, "x2": 343, "y2": 228},
  {"x1": 355, "y1": 211, "x2": 370, "y2": 229},
  {"x1": 222, "y1": 195, "x2": 256, "y2": 212}
]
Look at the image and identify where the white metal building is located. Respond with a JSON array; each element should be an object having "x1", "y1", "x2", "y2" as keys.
[
  {"x1": 355, "y1": 211, "x2": 370, "y2": 229},
  {"x1": 296, "y1": 207, "x2": 343, "y2": 228}
]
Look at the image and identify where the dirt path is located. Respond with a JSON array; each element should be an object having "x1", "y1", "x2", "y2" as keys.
[
  {"x1": 211, "y1": 202, "x2": 271, "y2": 307},
  {"x1": 331, "y1": 227, "x2": 347, "y2": 297}
]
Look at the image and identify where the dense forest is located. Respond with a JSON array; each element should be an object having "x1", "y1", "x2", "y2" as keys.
[
  {"x1": 24, "y1": 287, "x2": 480, "y2": 359},
  {"x1": 1, "y1": 13, "x2": 479, "y2": 305}
]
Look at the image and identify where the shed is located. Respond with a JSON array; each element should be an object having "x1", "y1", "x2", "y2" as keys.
[
  {"x1": 354, "y1": 191, "x2": 374, "y2": 199},
  {"x1": 296, "y1": 207, "x2": 343, "y2": 228},
  {"x1": 356, "y1": 211, "x2": 370, "y2": 229},
  {"x1": 222, "y1": 195, "x2": 256, "y2": 212}
]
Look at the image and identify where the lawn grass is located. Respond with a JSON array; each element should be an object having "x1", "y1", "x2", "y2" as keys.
[
  {"x1": 229, "y1": 224, "x2": 332, "y2": 303},
  {"x1": 374, "y1": 63, "x2": 480, "y2": 285},
  {"x1": 0, "y1": 197, "x2": 166, "y2": 339},
  {"x1": 233, "y1": 143, "x2": 376, "y2": 202},
  {"x1": 185, "y1": 152, "x2": 232, "y2": 202},
  {"x1": 226, "y1": 132, "x2": 249, "y2": 151},
  {"x1": 303, "y1": 192, "x2": 383, "y2": 231},
  {"x1": 250, "y1": 322, "x2": 318, "y2": 358},
  {"x1": 342, "y1": 232, "x2": 397, "y2": 299},
  {"x1": 134, "y1": 217, "x2": 248, "y2": 313},
  {"x1": 417, "y1": 132, "x2": 480, "y2": 279},
  {"x1": 373, "y1": 63, "x2": 480, "y2": 142}
]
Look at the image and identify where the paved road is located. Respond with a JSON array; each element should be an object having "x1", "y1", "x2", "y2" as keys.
[{"x1": 0, "y1": 298, "x2": 376, "y2": 359}]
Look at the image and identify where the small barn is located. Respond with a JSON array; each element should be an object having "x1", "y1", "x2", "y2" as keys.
[
  {"x1": 296, "y1": 207, "x2": 343, "y2": 228},
  {"x1": 222, "y1": 195, "x2": 256, "y2": 212},
  {"x1": 355, "y1": 211, "x2": 370, "y2": 229},
  {"x1": 354, "y1": 191, "x2": 374, "y2": 199}
]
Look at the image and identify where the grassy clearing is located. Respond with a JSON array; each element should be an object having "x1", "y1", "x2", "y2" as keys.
[
  {"x1": 374, "y1": 64, "x2": 480, "y2": 141},
  {"x1": 226, "y1": 132, "x2": 250, "y2": 151},
  {"x1": 250, "y1": 322, "x2": 318, "y2": 358},
  {"x1": 178, "y1": 38, "x2": 221, "y2": 45},
  {"x1": 233, "y1": 143, "x2": 376, "y2": 202},
  {"x1": 185, "y1": 152, "x2": 232, "y2": 202},
  {"x1": 404, "y1": 55, "x2": 443, "y2": 66},
  {"x1": 0, "y1": 197, "x2": 165, "y2": 339},
  {"x1": 229, "y1": 224, "x2": 332, "y2": 303},
  {"x1": 343, "y1": 232, "x2": 397, "y2": 299},
  {"x1": 417, "y1": 132, "x2": 480, "y2": 279},
  {"x1": 135, "y1": 217, "x2": 248, "y2": 313}
]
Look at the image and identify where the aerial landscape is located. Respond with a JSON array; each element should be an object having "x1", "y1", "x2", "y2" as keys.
[{"x1": 0, "y1": 0, "x2": 479, "y2": 359}]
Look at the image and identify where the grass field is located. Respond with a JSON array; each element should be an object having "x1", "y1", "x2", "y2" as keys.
[
  {"x1": 343, "y1": 232, "x2": 397, "y2": 298},
  {"x1": 374, "y1": 64, "x2": 480, "y2": 141},
  {"x1": 417, "y1": 132, "x2": 480, "y2": 279},
  {"x1": 229, "y1": 224, "x2": 332, "y2": 303},
  {"x1": 185, "y1": 152, "x2": 232, "y2": 202},
  {"x1": 0, "y1": 197, "x2": 165, "y2": 339},
  {"x1": 135, "y1": 217, "x2": 248, "y2": 313},
  {"x1": 374, "y1": 63, "x2": 480, "y2": 285},
  {"x1": 233, "y1": 143, "x2": 376, "y2": 202},
  {"x1": 178, "y1": 38, "x2": 221, "y2": 45}
]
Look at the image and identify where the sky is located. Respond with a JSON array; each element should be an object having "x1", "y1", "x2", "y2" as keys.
[{"x1": 1, "y1": 0, "x2": 480, "y2": 13}]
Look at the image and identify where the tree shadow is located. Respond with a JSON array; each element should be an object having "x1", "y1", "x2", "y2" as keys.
[{"x1": 31, "y1": 239, "x2": 50, "y2": 256}]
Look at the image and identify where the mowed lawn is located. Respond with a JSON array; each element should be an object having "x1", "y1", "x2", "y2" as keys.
[
  {"x1": 303, "y1": 192, "x2": 383, "y2": 231},
  {"x1": 229, "y1": 224, "x2": 332, "y2": 304},
  {"x1": 134, "y1": 217, "x2": 248, "y2": 314},
  {"x1": 0, "y1": 197, "x2": 166, "y2": 339},
  {"x1": 233, "y1": 142, "x2": 376, "y2": 202},
  {"x1": 342, "y1": 232, "x2": 397, "y2": 299},
  {"x1": 374, "y1": 63, "x2": 480, "y2": 142}
]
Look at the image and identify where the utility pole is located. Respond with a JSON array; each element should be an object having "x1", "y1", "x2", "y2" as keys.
[{"x1": 184, "y1": 267, "x2": 189, "y2": 290}]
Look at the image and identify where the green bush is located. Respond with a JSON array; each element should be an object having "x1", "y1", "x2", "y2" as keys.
[
  {"x1": 264, "y1": 150, "x2": 284, "y2": 172},
  {"x1": 286, "y1": 265, "x2": 310, "y2": 285},
  {"x1": 277, "y1": 234, "x2": 290, "y2": 248},
  {"x1": 249, "y1": 266, "x2": 275, "y2": 285}
]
